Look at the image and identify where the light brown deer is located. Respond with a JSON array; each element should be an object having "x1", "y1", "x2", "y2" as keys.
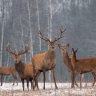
[
  {"x1": 6, "y1": 44, "x2": 34, "y2": 91},
  {"x1": 32, "y1": 29, "x2": 66, "y2": 90},
  {"x1": 0, "y1": 66, "x2": 18, "y2": 86},
  {"x1": 58, "y1": 43, "x2": 94, "y2": 88},
  {"x1": 58, "y1": 43, "x2": 78, "y2": 88},
  {"x1": 70, "y1": 48, "x2": 96, "y2": 88}
]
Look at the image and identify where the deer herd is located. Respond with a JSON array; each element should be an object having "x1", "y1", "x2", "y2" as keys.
[{"x1": 0, "y1": 28, "x2": 96, "y2": 91}]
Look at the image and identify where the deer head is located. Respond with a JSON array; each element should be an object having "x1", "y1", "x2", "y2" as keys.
[
  {"x1": 37, "y1": 28, "x2": 66, "y2": 51},
  {"x1": 69, "y1": 48, "x2": 78, "y2": 59},
  {"x1": 58, "y1": 43, "x2": 69, "y2": 54},
  {"x1": 6, "y1": 43, "x2": 29, "y2": 64}
]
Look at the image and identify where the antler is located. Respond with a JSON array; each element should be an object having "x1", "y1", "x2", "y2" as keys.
[
  {"x1": 37, "y1": 30, "x2": 50, "y2": 41},
  {"x1": 55, "y1": 28, "x2": 66, "y2": 41},
  {"x1": 6, "y1": 43, "x2": 16, "y2": 55},
  {"x1": 18, "y1": 45, "x2": 29, "y2": 55}
]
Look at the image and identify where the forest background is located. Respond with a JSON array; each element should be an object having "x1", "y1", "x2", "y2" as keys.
[{"x1": 0, "y1": 0, "x2": 96, "y2": 83}]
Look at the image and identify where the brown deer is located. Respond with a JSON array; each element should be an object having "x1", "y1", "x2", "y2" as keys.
[
  {"x1": 58, "y1": 43, "x2": 93, "y2": 88},
  {"x1": 32, "y1": 29, "x2": 66, "y2": 90},
  {"x1": 0, "y1": 66, "x2": 18, "y2": 86},
  {"x1": 70, "y1": 48, "x2": 96, "y2": 88},
  {"x1": 58, "y1": 43, "x2": 78, "y2": 88},
  {"x1": 6, "y1": 44, "x2": 34, "y2": 91}
]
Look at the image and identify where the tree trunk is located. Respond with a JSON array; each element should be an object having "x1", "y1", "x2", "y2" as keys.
[
  {"x1": 20, "y1": 13, "x2": 27, "y2": 62},
  {"x1": 27, "y1": 0, "x2": 33, "y2": 61},
  {"x1": 48, "y1": 0, "x2": 52, "y2": 81},
  {"x1": 36, "y1": 0, "x2": 41, "y2": 51},
  {"x1": 0, "y1": 0, "x2": 5, "y2": 67}
]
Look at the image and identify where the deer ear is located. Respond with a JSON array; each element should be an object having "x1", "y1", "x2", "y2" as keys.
[
  {"x1": 19, "y1": 54, "x2": 23, "y2": 58},
  {"x1": 54, "y1": 41, "x2": 58, "y2": 45},
  {"x1": 58, "y1": 44, "x2": 61, "y2": 48},
  {"x1": 75, "y1": 48, "x2": 78, "y2": 53},
  {"x1": 72, "y1": 48, "x2": 74, "y2": 52},
  {"x1": 67, "y1": 43, "x2": 69, "y2": 47},
  {"x1": 46, "y1": 40, "x2": 50, "y2": 45}
]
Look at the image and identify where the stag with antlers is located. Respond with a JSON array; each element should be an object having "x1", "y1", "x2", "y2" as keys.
[
  {"x1": 6, "y1": 44, "x2": 34, "y2": 91},
  {"x1": 32, "y1": 28, "x2": 66, "y2": 90}
]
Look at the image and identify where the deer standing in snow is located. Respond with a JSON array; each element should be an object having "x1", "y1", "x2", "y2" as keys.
[
  {"x1": 58, "y1": 43, "x2": 77, "y2": 88},
  {"x1": 6, "y1": 44, "x2": 34, "y2": 91},
  {"x1": 70, "y1": 48, "x2": 96, "y2": 88},
  {"x1": 0, "y1": 66, "x2": 18, "y2": 86},
  {"x1": 32, "y1": 29, "x2": 66, "y2": 90}
]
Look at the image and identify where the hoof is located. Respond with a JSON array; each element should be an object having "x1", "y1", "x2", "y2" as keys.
[
  {"x1": 71, "y1": 86, "x2": 75, "y2": 88},
  {"x1": 34, "y1": 87, "x2": 39, "y2": 90},
  {"x1": 55, "y1": 86, "x2": 58, "y2": 89},
  {"x1": 75, "y1": 84, "x2": 78, "y2": 87},
  {"x1": 43, "y1": 87, "x2": 45, "y2": 90}
]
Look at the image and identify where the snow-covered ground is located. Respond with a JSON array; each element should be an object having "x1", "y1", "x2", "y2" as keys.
[{"x1": 0, "y1": 82, "x2": 96, "y2": 96}]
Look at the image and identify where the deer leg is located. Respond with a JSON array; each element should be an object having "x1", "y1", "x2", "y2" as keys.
[
  {"x1": 16, "y1": 77, "x2": 18, "y2": 86},
  {"x1": 15, "y1": 74, "x2": 18, "y2": 86},
  {"x1": 43, "y1": 70, "x2": 46, "y2": 90},
  {"x1": 71, "y1": 72, "x2": 75, "y2": 88},
  {"x1": 12, "y1": 74, "x2": 15, "y2": 86},
  {"x1": 29, "y1": 78, "x2": 32, "y2": 90},
  {"x1": 75, "y1": 72, "x2": 81, "y2": 89},
  {"x1": 51, "y1": 69, "x2": 58, "y2": 89},
  {"x1": 31, "y1": 79, "x2": 35, "y2": 90},
  {"x1": 73, "y1": 72, "x2": 78, "y2": 87},
  {"x1": 74, "y1": 78, "x2": 78, "y2": 87},
  {"x1": 80, "y1": 73, "x2": 84, "y2": 89},
  {"x1": 34, "y1": 71, "x2": 41, "y2": 90},
  {"x1": 91, "y1": 72, "x2": 96, "y2": 87},
  {"x1": 12, "y1": 74, "x2": 18, "y2": 86},
  {"x1": 27, "y1": 78, "x2": 29, "y2": 91},
  {"x1": 21, "y1": 79, "x2": 24, "y2": 91},
  {"x1": 1, "y1": 75, "x2": 3, "y2": 86}
]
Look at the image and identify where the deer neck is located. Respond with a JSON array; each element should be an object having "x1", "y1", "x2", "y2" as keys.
[
  {"x1": 70, "y1": 54, "x2": 76, "y2": 68},
  {"x1": 62, "y1": 52, "x2": 70, "y2": 64},
  {"x1": 15, "y1": 61, "x2": 26, "y2": 74},
  {"x1": 46, "y1": 49, "x2": 56, "y2": 60}
]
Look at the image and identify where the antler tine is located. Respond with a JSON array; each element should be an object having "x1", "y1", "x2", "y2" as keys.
[
  {"x1": 55, "y1": 28, "x2": 66, "y2": 41},
  {"x1": 18, "y1": 45, "x2": 29, "y2": 55},
  {"x1": 6, "y1": 43, "x2": 15, "y2": 55},
  {"x1": 60, "y1": 28, "x2": 66, "y2": 33},
  {"x1": 37, "y1": 30, "x2": 50, "y2": 41},
  {"x1": 59, "y1": 28, "x2": 66, "y2": 37}
]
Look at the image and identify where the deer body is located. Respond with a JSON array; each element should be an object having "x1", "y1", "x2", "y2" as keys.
[
  {"x1": 32, "y1": 29, "x2": 66, "y2": 90},
  {"x1": 0, "y1": 67, "x2": 15, "y2": 75},
  {"x1": 33, "y1": 50, "x2": 56, "y2": 71},
  {"x1": 0, "y1": 66, "x2": 18, "y2": 86},
  {"x1": 32, "y1": 44, "x2": 57, "y2": 90},
  {"x1": 15, "y1": 61, "x2": 34, "y2": 91},
  {"x1": 71, "y1": 57, "x2": 96, "y2": 73},
  {"x1": 58, "y1": 44, "x2": 78, "y2": 88},
  {"x1": 6, "y1": 44, "x2": 34, "y2": 91},
  {"x1": 15, "y1": 62, "x2": 34, "y2": 79},
  {"x1": 70, "y1": 48, "x2": 96, "y2": 88}
]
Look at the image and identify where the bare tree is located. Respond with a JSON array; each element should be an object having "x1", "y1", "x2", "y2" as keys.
[
  {"x1": 0, "y1": 0, "x2": 5, "y2": 67},
  {"x1": 48, "y1": 0, "x2": 52, "y2": 81},
  {"x1": 27, "y1": 0, "x2": 33, "y2": 61},
  {"x1": 36, "y1": 0, "x2": 41, "y2": 51}
]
